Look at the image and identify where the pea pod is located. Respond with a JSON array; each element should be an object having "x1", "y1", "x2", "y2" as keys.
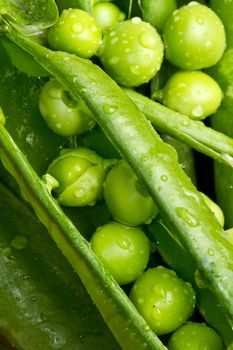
[
  {"x1": 2, "y1": 25, "x2": 233, "y2": 329},
  {"x1": 123, "y1": 88, "x2": 233, "y2": 169}
]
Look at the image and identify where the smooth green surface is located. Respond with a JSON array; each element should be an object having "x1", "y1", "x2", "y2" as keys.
[{"x1": 0, "y1": 182, "x2": 120, "y2": 350}]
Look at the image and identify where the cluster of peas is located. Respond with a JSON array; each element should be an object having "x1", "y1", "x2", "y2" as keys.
[{"x1": 37, "y1": 1, "x2": 230, "y2": 349}]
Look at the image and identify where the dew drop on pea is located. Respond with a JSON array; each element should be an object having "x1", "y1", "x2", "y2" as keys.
[
  {"x1": 139, "y1": 32, "x2": 157, "y2": 50},
  {"x1": 192, "y1": 105, "x2": 204, "y2": 118},
  {"x1": 117, "y1": 237, "x2": 131, "y2": 250},
  {"x1": 151, "y1": 307, "x2": 161, "y2": 320},
  {"x1": 75, "y1": 188, "x2": 85, "y2": 198},
  {"x1": 72, "y1": 23, "x2": 83, "y2": 35},
  {"x1": 130, "y1": 64, "x2": 140, "y2": 75}
]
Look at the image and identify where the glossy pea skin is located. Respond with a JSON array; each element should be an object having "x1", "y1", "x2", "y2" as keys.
[
  {"x1": 48, "y1": 8, "x2": 102, "y2": 58},
  {"x1": 46, "y1": 148, "x2": 111, "y2": 207},
  {"x1": 92, "y1": 2, "x2": 125, "y2": 32},
  {"x1": 129, "y1": 266, "x2": 196, "y2": 335},
  {"x1": 98, "y1": 18, "x2": 164, "y2": 87},
  {"x1": 90, "y1": 221, "x2": 150, "y2": 285},
  {"x1": 163, "y1": 2, "x2": 226, "y2": 70},
  {"x1": 228, "y1": 341, "x2": 233, "y2": 350},
  {"x1": 162, "y1": 71, "x2": 222, "y2": 120},
  {"x1": 141, "y1": 0, "x2": 177, "y2": 33},
  {"x1": 167, "y1": 322, "x2": 224, "y2": 350},
  {"x1": 103, "y1": 160, "x2": 159, "y2": 226},
  {"x1": 39, "y1": 78, "x2": 96, "y2": 136}
]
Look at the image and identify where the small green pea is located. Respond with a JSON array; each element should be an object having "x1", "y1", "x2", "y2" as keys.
[
  {"x1": 90, "y1": 221, "x2": 150, "y2": 285},
  {"x1": 48, "y1": 8, "x2": 102, "y2": 58},
  {"x1": 167, "y1": 322, "x2": 224, "y2": 350}
]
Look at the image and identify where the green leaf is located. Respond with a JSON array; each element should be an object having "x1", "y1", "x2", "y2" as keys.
[
  {"x1": 0, "y1": 0, "x2": 58, "y2": 29},
  {"x1": 0, "y1": 181, "x2": 120, "y2": 350}
]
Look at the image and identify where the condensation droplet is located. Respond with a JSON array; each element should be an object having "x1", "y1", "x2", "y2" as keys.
[
  {"x1": 72, "y1": 23, "x2": 83, "y2": 34},
  {"x1": 117, "y1": 237, "x2": 131, "y2": 250},
  {"x1": 140, "y1": 32, "x2": 157, "y2": 50},
  {"x1": 160, "y1": 175, "x2": 168, "y2": 182},
  {"x1": 75, "y1": 188, "x2": 85, "y2": 198},
  {"x1": 192, "y1": 105, "x2": 204, "y2": 118},
  {"x1": 11, "y1": 236, "x2": 28, "y2": 250}
]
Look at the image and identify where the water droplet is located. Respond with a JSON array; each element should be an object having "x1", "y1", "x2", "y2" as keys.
[
  {"x1": 75, "y1": 188, "x2": 85, "y2": 198},
  {"x1": 176, "y1": 207, "x2": 199, "y2": 227},
  {"x1": 130, "y1": 64, "x2": 140, "y2": 75},
  {"x1": 137, "y1": 298, "x2": 144, "y2": 304},
  {"x1": 109, "y1": 56, "x2": 119, "y2": 65},
  {"x1": 196, "y1": 17, "x2": 203, "y2": 25},
  {"x1": 205, "y1": 40, "x2": 212, "y2": 48},
  {"x1": 11, "y1": 236, "x2": 28, "y2": 250},
  {"x1": 160, "y1": 175, "x2": 168, "y2": 182},
  {"x1": 140, "y1": 32, "x2": 157, "y2": 49},
  {"x1": 117, "y1": 237, "x2": 131, "y2": 249},
  {"x1": 72, "y1": 23, "x2": 83, "y2": 34},
  {"x1": 131, "y1": 17, "x2": 142, "y2": 24},
  {"x1": 182, "y1": 120, "x2": 190, "y2": 126},
  {"x1": 151, "y1": 307, "x2": 161, "y2": 320},
  {"x1": 192, "y1": 105, "x2": 204, "y2": 118},
  {"x1": 103, "y1": 104, "x2": 116, "y2": 114},
  {"x1": 111, "y1": 36, "x2": 118, "y2": 45},
  {"x1": 207, "y1": 248, "x2": 215, "y2": 256}
]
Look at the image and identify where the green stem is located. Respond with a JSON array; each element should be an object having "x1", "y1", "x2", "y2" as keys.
[
  {"x1": 124, "y1": 88, "x2": 233, "y2": 168},
  {"x1": 4, "y1": 30, "x2": 233, "y2": 326}
]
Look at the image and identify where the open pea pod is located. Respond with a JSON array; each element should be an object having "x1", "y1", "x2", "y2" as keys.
[
  {"x1": 1, "y1": 17, "x2": 233, "y2": 330},
  {"x1": 0, "y1": 181, "x2": 120, "y2": 350}
]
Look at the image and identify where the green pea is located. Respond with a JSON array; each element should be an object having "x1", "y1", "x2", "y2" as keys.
[
  {"x1": 90, "y1": 221, "x2": 150, "y2": 285},
  {"x1": 162, "y1": 71, "x2": 222, "y2": 120},
  {"x1": 98, "y1": 18, "x2": 164, "y2": 87},
  {"x1": 48, "y1": 8, "x2": 102, "y2": 58},
  {"x1": 103, "y1": 160, "x2": 159, "y2": 226},
  {"x1": 46, "y1": 148, "x2": 114, "y2": 207},
  {"x1": 92, "y1": 2, "x2": 125, "y2": 32},
  {"x1": 167, "y1": 322, "x2": 224, "y2": 350},
  {"x1": 39, "y1": 78, "x2": 96, "y2": 136},
  {"x1": 163, "y1": 2, "x2": 226, "y2": 70},
  {"x1": 129, "y1": 266, "x2": 196, "y2": 335},
  {"x1": 141, "y1": 0, "x2": 177, "y2": 33}
]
